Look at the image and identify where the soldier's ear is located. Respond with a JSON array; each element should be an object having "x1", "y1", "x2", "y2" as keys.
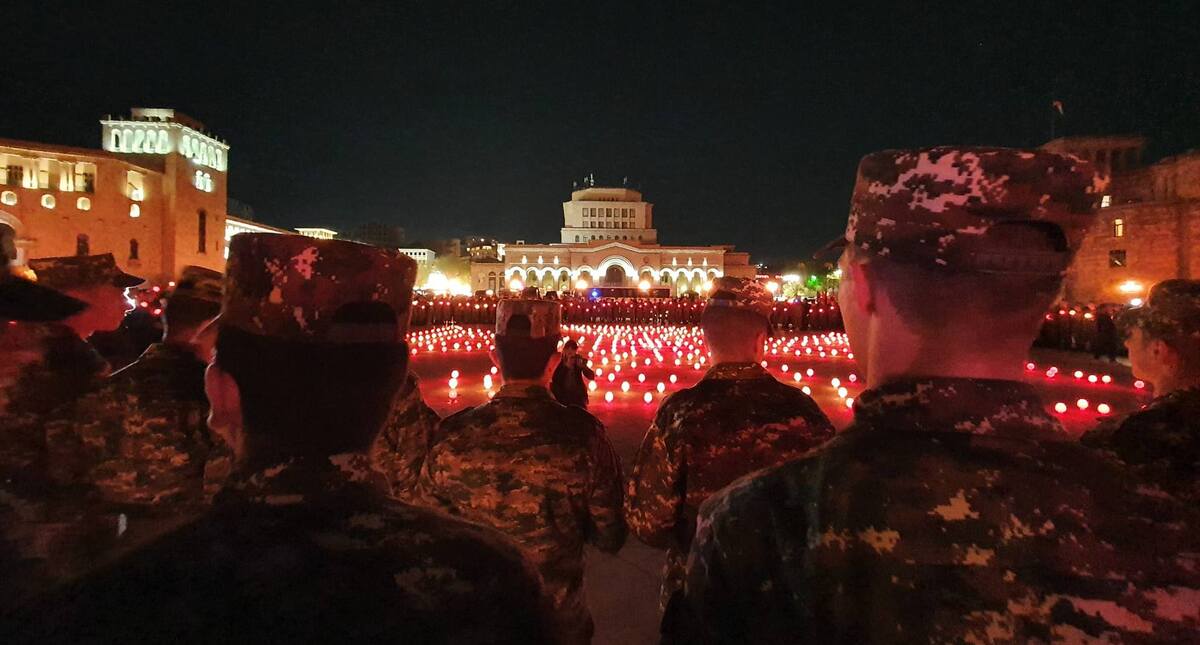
[{"x1": 845, "y1": 260, "x2": 878, "y2": 316}]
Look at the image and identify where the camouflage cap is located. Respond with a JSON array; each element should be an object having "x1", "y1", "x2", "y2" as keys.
[
  {"x1": 221, "y1": 233, "x2": 417, "y2": 343},
  {"x1": 496, "y1": 298, "x2": 561, "y2": 339},
  {"x1": 1119, "y1": 279, "x2": 1200, "y2": 339},
  {"x1": 28, "y1": 253, "x2": 144, "y2": 289},
  {"x1": 705, "y1": 276, "x2": 775, "y2": 320},
  {"x1": 169, "y1": 265, "x2": 224, "y2": 305},
  {"x1": 0, "y1": 274, "x2": 88, "y2": 321},
  {"x1": 821, "y1": 147, "x2": 1105, "y2": 274}
]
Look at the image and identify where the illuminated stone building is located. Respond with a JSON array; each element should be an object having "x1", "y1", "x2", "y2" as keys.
[
  {"x1": 470, "y1": 185, "x2": 753, "y2": 295},
  {"x1": 0, "y1": 108, "x2": 229, "y2": 281},
  {"x1": 1043, "y1": 136, "x2": 1200, "y2": 303}
]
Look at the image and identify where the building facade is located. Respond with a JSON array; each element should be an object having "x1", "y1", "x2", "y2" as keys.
[
  {"x1": 295, "y1": 227, "x2": 338, "y2": 240},
  {"x1": 560, "y1": 186, "x2": 658, "y2": 244},
  {"x1": 1, "y1": 108, "x2": 229, "y2": 281},
  {"x1": 470, "y1": 185, "x2": 752, "y2": 295},
  {"x1": 397, "y1": 248, "x2": 436, "y2": 267},
  {"x1": 1043, "y1": 136, "x2": 1200, "y2": 303}
]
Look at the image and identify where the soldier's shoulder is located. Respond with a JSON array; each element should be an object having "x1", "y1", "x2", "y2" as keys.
[
  {"x1": 438, "y1": 403, "x2": 488, "y2": 429},
  {"x1": 369, "y1": 498, "x2": 544, "y2": 581},
  {"x1": 698, "y1": 448, "x2": 825, "y2": 521}
]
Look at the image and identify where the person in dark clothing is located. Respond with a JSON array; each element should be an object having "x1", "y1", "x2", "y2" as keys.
[
  {"x1": 1092, "y1": 305, "x2": 1121, "y2": 361},
  {"x1": 550, "y1": 339, "x2": 594, "y2": 408}
]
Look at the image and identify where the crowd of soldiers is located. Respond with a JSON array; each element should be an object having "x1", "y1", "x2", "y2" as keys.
[
  {"x1": 1, "y1": 145, "x2": 1198, "y2": 643},
  {"x1": 1037, "y1": 302, "x2": 1127, "y2": 359},
  {"x1": 410, "y1": 292, "x2": 844, "y2": 331}
]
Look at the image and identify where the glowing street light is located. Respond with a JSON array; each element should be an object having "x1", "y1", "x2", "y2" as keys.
[{"x1": 1117, "y1": 280, "x2": 1144, "y2": 295}]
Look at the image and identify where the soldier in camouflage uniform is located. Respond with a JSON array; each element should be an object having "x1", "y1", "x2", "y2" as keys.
[
  {"x1": 1082, "y1": 279, "x2": 1200, "y2": 503},
  {"x1": 43, "y1": 265, "x2": 226, "y2": 510},
  {"x1": 419, "y1": 297, "x2": 626, "y2": 644},
  {"x1": 371, "y1": 372, "x2": 441, "y2": 501},
  {"x1": 0, "y1": 263, "x2": 90, "y2": 607},
  {"x1": 669, "y1": 147, "x2": 1200, "y2": 643},
  {"x1": 3, "y1": 234, "x2": 559, "y2": 643},
  {"x1": 625, "y1": 276, "x2": 834, "y2": 610},
  {"x1": 0, "y1": 255, "x2": 140, "y2": 606}
]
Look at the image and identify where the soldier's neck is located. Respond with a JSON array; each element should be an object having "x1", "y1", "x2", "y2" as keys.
[
  {"x1": 501, "y1": 377, "x2": 548, "y2": 390},
  {"x1": 1152, "y1": 373, "x2": 1200, "y2": 398},
  {"x1": 866, "y1": 334, "x2": 1027, "y2": 389}
]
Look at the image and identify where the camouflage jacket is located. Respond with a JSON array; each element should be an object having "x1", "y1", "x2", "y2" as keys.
[
  {"x1": 669, "y1": 378, "x2": 1200, "y2": 644},
  {"x1": 42, "y1": 342, "x2": 228, "y2": 510},
  {"x1": 0, "y1": 322, "x2": 107, "y2": 480},
  {"x1": 1082, "y1": 385, "x2": 1200, "y2": 504},
  {"x1": 2, "y1": 452, "x2": 559, "y2": 644},
  {"x1": 625, "y1": 362, "x2": 834, "y2": 603},
  {"x1": 1, "y1": 322, "x2": 110, "y2": 606},
  {"x1": 371, "y1": 373, "x2": 442, "y2": 501},
  {"x1": 418, "y1": 383, "x2": 625, "y2": 640}
]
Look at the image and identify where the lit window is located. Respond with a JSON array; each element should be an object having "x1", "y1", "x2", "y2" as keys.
[
  {"x1": 1108, "y1": 250, "x2": 1126, "y2": 268},
  {"x1": 1100, "y1": 195, "x2": 1112, "y2": 208},
  {"x1": 74, "y1": 163, "x2": 96, "y2": 194},
  {"x1": 129, "y1": 203, "x2": 141, "y2": 218},
  {"x1": 193, "y1": 171, "x2": 214, "y2": 193},
  {"x1": 40, "y1": 194, "x2": 56, "y2": 209},
  {"x1": 127, "y1": 171, "x2": 145, "y2": 201},
  {"x1": 1, "y1": 191, "x2": 15, "y2": 206},
  {"x1": 36, "y1": 159, "x2": 52, "y2": 189},
  {"x1": 76, "y1": 197, "x2": 91, "y2": 211},
  {"x1": 1113, "y1": 218, "x2": 1124, "y2": 237}
]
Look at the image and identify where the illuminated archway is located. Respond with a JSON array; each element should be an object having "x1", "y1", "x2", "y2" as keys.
[{"x1": 595, "y1": 255, "x2": 637, "y2": 281}]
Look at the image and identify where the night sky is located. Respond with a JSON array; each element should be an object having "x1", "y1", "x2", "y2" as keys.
[{"x1": 4, "y1": 2, "x2": 1198, "y2": 263}]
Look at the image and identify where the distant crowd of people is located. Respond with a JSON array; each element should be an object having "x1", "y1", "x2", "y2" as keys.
[
  {"x1": 2, "y1": 146, "x2": 1199, "y2": 643},
  {"x1": 410, "y1": 292, "x2": 845, "y2": 331}
]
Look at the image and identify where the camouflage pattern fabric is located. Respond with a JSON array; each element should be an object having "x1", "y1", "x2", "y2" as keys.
[
  {"x1": 1082, "y1": 386, "x2": 1200, "y2": 504},
  {"x1": 706, "y1": 277, "x2": 775, "y2": 321},
  {"x1": 419, "y1": 383, "x2": 626, "y2": 643},
  {"x1": 1118, "y1": 278, "x2": 1200, "y2": 339},
  {"x1": 0, "y1": 322, "x2": 109, "y2": 607},
  {"x1": 821, "y1": 147, "x2": 1104, "y2": 274},
  {"x1": 27, "y1": 253, "x2": 142, "y2": 289},
  {"x1": 496, "y1": 298, "x2": 562, "y2": 338},
  {"x1": 2, "y1": 453, "x2": 559, "y2": 643},
  {"x1": 370, "y1": 373, "x2": 442, "y2": 501},
  {"x1": 42, "y1": 342, "x2": 227, "y2": 510},
  {"x1": 624, "y1": 361, "x2": 834, "y2": 606},
  {"x1": 669, "y1": 378, "x2": 1200, "y2": 643},
  {"x1": 222, "y1": 233, "x2": 416, "y2": 342},
  {"x1": 0, "y1": 322, "x2": 108, "y2": 479}
]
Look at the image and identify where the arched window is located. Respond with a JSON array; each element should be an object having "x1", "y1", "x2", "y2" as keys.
[
  {"x1": 76, "y1": 234, "x2": 90, "y2": 256},
  {"x1": 129, "y1": 203, "x2": 141, "y2": 218},
  {"x1": 41, "y1": 194, "x2": 56, "y2": 209},
  {"x1": 1, "y1": 191, "x2": 16, "y2": 206},
  {"x1": 76, "y1": 196, "x2": 92, "y2": 211},
  {"x1": 197, "y1": 210, "x2": 207, "y2": 253},
  {"x1": 129, "y1": 238, "x2": 139, "y2": 260}
]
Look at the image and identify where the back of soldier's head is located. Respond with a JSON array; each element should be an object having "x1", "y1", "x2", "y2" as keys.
[
  {"x1": 702, "y1": 278, "x2": 774, "y2": 355},
  {"x1": 831, "y1": 147, "x2": 1103, "y2": 342},
  {"x1": 163, "y1": 266, "x2": 222, "y2": 338},
  {"x1": 213, "y1": 234, "x2": 417, "y2": 458},
  {"x1": 493, "y1": 299, "x2": 561, "y2": 380}
]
